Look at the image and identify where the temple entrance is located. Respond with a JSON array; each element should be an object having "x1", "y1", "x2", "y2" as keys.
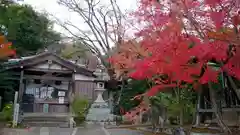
[{"x1": 22, "y1": 82, "x2": 70, "y2": 113}]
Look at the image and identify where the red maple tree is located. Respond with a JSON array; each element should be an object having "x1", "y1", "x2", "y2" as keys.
[
  {"x1": 0, "y1": 35, "x2": 16, "y2": 59},
  {"x1": 110, "y1": 0, "x2": 240, "y2": 123}
]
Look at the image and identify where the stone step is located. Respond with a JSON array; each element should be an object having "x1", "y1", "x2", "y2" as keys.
[
  {"x1": 23, "y1": 116, "x2": 68, "y2": 122},
  {"x1": 23, "y1": 121, "x2": 69, "y2": 127},
  {"x1": 22, "y1": 115, "x2": 70, "y2": 127}
]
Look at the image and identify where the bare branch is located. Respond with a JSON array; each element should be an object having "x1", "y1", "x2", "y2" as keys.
[{"x1": 57, "y1": 0, "x2": 126, "y2": 59}]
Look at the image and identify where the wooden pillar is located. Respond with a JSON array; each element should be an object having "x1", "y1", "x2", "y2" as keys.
[
  {"x1": 72, "y1": 71, "x2": 76, "y2": 94},
  {"x1": 68, "y1": 72, "x2": 76, "y2": 128},
  {"x1": 68, "y1": 72, "x2": 75, "y2": 113},
  {"x1": 67, "y1": 81, "x2": 70, "y2": 99},
  {"x1": 18, "y1": 67, "x2": 24, "y2": 103}
]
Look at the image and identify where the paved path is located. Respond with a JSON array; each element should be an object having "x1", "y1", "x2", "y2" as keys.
[
  {"x1": 1, "y1": 127, "x2": 74, "y2": 135},
  {"x1": 75, "y1": 124, "x2": 144, "y2": 135},
  {"x1": 75, "y1": 124, "x2": 106, "y2": 135},
  {"x1": 106, "y1": 128, "x2": 144, "y2": 135},
  {"x1": 1, "y1": 124, "x2": 145, "y2": 135}
]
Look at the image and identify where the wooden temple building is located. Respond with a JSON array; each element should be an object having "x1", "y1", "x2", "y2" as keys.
[
  {"x1": 3, "y1": 52, "x2": 110, "y2": 126},
  {"x1": 196, "y1": 73, "x2": 240, "y2": 127}
]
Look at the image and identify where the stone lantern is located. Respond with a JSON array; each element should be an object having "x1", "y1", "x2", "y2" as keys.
[
  {"x1": 86, "y1": 65, "x2": 114, "y2": 124},
  {"x1": 94, "y1": 80, "x2": 106, "y2": 103},
  {"x1": 93, "y1": 65, "x2": 107, "y2": 103}
]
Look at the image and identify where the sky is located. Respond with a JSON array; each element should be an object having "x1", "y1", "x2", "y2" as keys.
[{"x1": 19, "y1": 0, "x2": 138, "y2": 35}]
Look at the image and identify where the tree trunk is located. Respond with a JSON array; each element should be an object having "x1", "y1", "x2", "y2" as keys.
[
  {"x1": 151, "y1": 107, "x2": 159, "y2": 132},
  {"x1": 208, "y1": 82, "x2": 231, "y2": 134},
  {"x1": 180, "y1": 108, "x2": 184, "y2": 126},
  {"x1": 226, "y1": 74, "x2": 240, "y2": 100},
  {"x1": 176, "y1": 87, "x2": 184, "y2": 125},
  {"x1": 116, "y1": 78, "x2": 125, "y2": 104}
]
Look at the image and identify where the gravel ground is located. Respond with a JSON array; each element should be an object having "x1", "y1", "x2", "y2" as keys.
[{"x1": 0, "y1": 123, "x2": 150, "y2": 135}]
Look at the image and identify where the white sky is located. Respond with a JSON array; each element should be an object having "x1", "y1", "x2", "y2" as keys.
[{"x1": 19, "y1": 0, "x2": 138, "y2": 35}]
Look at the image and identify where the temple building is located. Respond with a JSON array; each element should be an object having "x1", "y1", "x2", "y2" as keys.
[{"x1": 4, "y1": 52, "x2": 110, "y2": 126}]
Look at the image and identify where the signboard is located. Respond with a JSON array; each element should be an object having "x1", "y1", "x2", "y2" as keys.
[
  {"x1": 58, "y1": 91, "x2": 65, "y2": 96},
  {"x1": 43, "y1": 104, "x2": 49, "y2": 113},
  {"x1": 58, "y1": 97, "x2": 64, "y2": 104}
]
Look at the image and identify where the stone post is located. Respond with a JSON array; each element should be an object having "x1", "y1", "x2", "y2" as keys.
[
  {"x1": 109, "y1": 92, "x2": 114, "y2": 113},
  {"x1": 194, "y1": 93, "x2": 201, "y2": 127}
]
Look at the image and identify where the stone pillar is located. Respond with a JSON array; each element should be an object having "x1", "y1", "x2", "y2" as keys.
[
  {"x1": 109, "y1": 92, "x2": 114, "y2": 113},
  {"x1": 194, "y1": 93, "x2": 201, "y2": 127},
  {"x1": 139, "y1": 110, "x2": 143, "y2": 123},
  {"x1": 69, "y1": 74, "x2": 75, "y2": 128}
]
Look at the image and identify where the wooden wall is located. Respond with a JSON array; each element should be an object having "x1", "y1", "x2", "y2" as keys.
[
  {"x1": 75, "y1": 81, "x2": 96, "y2": 102},
  {"x1": 74, "y1": 81, "x2": 109, "y2": 103}
]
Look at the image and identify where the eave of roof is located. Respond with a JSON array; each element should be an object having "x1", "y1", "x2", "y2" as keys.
[{"x1": 4, "y1": 52, "x2": 97, "y2": 77}]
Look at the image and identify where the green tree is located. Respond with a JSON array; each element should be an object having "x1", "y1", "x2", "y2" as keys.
[
  {"x1": 61, "y1": 42, "x2": 88, "y2": 59},
  {"x1": 114, "y1": 80, "x2": 149, "y2": 115},
  {"x1": 149, "y1": 86, "x2": 197, "y2": 126},
  {"x1": 0, "y1": 0, "x2": 62, "y2": 108},
  {"x1": 0, "y1": 1, "x2": 61, "y2": 56}
]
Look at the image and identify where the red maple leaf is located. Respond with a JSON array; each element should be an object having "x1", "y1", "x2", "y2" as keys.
[
  {"x1": 110, "y1": 0, "x2": 240, "y2": 121},
  {"x1": 210, "y1": 10, "x2": 226, "y2": 29},
  {"x1": 204, "y1": 0, "x2": 221, "y2": 7}
]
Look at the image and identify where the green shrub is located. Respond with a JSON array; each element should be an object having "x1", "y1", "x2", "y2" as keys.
[
  {"x1": 0, "y1": 103, "x2": 13, "y2": 122},
  {"x1": 71, "y1": 96, "x2": 89, "y2": 125},
  {"x1": 74, "y1": 115, "x2": 86, "y2": 125}
]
